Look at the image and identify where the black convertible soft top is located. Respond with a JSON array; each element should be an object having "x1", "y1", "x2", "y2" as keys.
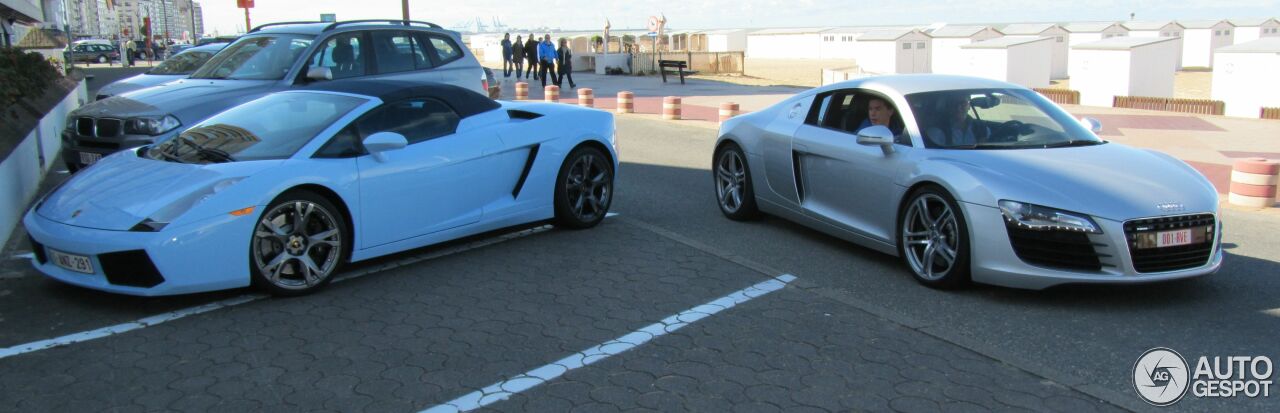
[{"x1": 302, "y1": 79, "x2": 500, "y2": 118}]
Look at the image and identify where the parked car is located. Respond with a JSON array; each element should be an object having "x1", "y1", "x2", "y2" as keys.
[
  {"x1": 712, "y1": 74, "x2": 1221, "y2": 290},
  {"x1": 167, "y1": 44, "x2": 195, "y2": 55},
  {"x1": 196, "y1": 35, "x2": 239, "y2": 46},
  {"x1": 95, "y1": 43, "x2": 228, "y2": 100},
  {"x1": 64, "y1": 43, "x2": 119, "y2": 64},
  {"x1": 27, "y1": 79, "x2": 616, "y2": 296},
  {"x1": 61, "y1": 19, "x2": 487, "y2": 172}
]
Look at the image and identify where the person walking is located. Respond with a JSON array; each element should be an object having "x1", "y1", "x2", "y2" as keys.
[
  {"x1": 556, "y1": 37, "x2": 576, "y2": 89},
  {"x1": 523, "y1": 34, "x2": 539, "y2": 80},
  {"x1": 537, "y1": 34, "x2": 558, "y2": 88},
  {"x1": 124, "y1": 39, "x2": 137, "y2": 66},
  {"x1": 511, "y1": 35, "x2": 525, "y2": 79},
  {"x1": 500, "y1": 33, "x2": 513, "y2": 78}
]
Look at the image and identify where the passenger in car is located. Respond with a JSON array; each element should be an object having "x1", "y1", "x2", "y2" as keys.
[{"x1": 856, "y1": 97, "x2": 902, "y2": 135}]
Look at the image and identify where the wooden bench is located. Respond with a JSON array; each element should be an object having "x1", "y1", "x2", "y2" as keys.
[{"x1": 659, "y1": 60, "x2": 696, "y2": 84}]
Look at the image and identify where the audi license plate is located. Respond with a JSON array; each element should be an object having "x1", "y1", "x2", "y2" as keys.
[
  {"x1": 49, "y1": 249, "x2": 94, "y2": 274},
  {"x1": 79, "y1": 152, "x2": 102, "y2": 165},
  {"x1": 1156, "y1": 229, "x2": 1194, "y2": 248}
]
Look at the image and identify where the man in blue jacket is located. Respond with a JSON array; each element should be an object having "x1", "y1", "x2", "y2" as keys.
[
  {"x1": 501, "y1": 33, "x2": 514, "y2": 78},
  {"x1": 537, "y1": 34, "x2": 559, "y2": 88}
]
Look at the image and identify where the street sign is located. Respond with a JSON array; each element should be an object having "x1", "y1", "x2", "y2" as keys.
[
  {"x1": 320, "y1": 14, "x2": 336, "y2": 22},
  {"x1": 237, "y1": 0, "x2": 255, "y2": 8}
]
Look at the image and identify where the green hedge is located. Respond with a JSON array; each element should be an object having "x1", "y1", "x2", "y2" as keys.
[{"x1": 0, "y1": 47, "x2": 61, "y2": 110}]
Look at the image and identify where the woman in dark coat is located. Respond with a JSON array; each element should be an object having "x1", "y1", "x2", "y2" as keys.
[
  {"x1": 556, "y1": 38, "x2": 576, "y2": 88},
  {"x1": 511, "y1": 36, "x2": 525, "y2": 79}
]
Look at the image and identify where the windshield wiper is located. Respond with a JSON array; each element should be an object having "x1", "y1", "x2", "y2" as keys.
[
  {"x1": 195, "y1": 146, "x2": 236, "y2": 163},
  {"x1": 1042, "y1": 140, "x2": 1105, "y2": 148}
]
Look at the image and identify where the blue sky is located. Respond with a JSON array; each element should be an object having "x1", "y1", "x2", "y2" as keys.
[{"x1": 202, "y1": 0, "x2": 1280, "y2": 34}]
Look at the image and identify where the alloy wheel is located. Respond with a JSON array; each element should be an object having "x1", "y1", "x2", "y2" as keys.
[
  {"x1": 252, "y1": 200, "x2": 342, "y2": 290},
  {"x1": 716, "y1": 150, "x2": 746, "y2": 213},
  {"x1": 901, "y1": 194, "x2": 961, "y2": 280},
  {"x1": 565, "y1": 153, "x2": 611, "y2": 222}
]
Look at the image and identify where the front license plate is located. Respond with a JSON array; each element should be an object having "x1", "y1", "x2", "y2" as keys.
[
  {"x1": 79, "y1": 152, "x2": 103, "y2": 165},
  {"x1": 1156, "y1": 229, "x2": 1193, "y2": 248},
  {"x1": 49, "y1": 249, "x2": 94, "y2": 274}
]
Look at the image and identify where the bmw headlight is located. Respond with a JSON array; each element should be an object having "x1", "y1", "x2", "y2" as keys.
[
  {"x1": 124, "y1": 115, "x2": 181, "y2": 136},
  {"x1": 998, "y1": 200, "x2": 1101, "y2": 234}
]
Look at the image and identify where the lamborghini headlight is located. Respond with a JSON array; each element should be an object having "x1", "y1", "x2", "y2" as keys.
[
  {"x1": 998, "y1": 200, "x2": 1101, "y2": 234},
  {"x1": 129, "y1": 178, "x2": 244, "y2": 232}
]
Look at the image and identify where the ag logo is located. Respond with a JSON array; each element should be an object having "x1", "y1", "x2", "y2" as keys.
[{"x1": 1134, "y1": 347, "x2": 1190, "y2": 406}]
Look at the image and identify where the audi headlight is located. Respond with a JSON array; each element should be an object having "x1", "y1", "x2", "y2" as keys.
[
  {"x1": 998, "y1": 200, "x2": 1101, "y2": 234},
  {"x1": 124, "y1": 115, "x2": 181, "y2": 136}
]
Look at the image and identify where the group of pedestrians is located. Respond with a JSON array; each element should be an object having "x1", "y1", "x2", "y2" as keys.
[{"x1": 501, "y1": 33, "x2": 575, "y2": 89}]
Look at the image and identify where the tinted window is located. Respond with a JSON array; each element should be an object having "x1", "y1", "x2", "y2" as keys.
[
  {"x1": 356, "y1": 99, "x2": 459, "y2": 145},
  {"x1": 149, "y1": 92, "x2": 366, "y2": 163},
  {"x1": 371, "y1": 30, "x2": 429, "y2": 73},
  {"x1": 425, "y1": 35, "x2": 463, "y2": 64},
  {"x1": 308, "y1": 32, "x2": 366, "y2": 79},
  {"x1": 192, "y1": 34, "x2": 314, "y2": 80}
]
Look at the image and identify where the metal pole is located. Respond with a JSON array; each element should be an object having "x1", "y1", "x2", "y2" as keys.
[
  {"x1": 162, "y1": 0, "x2": 170, "y2": 47},
  {"x1": 402, "y1": 0, "x2": 410, "y2": 20},
  {"x1": 244, "y1": 7, "x2": 251, "y2": 32}
]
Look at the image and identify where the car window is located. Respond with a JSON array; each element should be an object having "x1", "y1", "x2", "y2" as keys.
[
  {"x1": 355, "y1": 99, "x2": 460, "y2": 145},
  {"x1": 308, "y1": 32, "x2": 366, "y2": 79},
  {"x1": 424, "y1": 35, "x2": 463, "y2": 64},
  {"x1": 905, "y1": 88, "x2": 1099, "y2": 149},
  {"x1": 315, "y1": 124, "x2": 365, "y2": 158},
  {"x1": 805, "y1": 89, "x2": 908, "y2": 143},
  {"x1": 191, "y1": 34, "x2": 314, "y2": 80},
  {"x1": 371, "y1": 30, "x2": 428, "y2": 74},
  {"x1": 149, "y1": 51, "x2": 214, "y2": 75},
  {"x1": 149, "y1": 92, "x2": 367, "y2": 163}
]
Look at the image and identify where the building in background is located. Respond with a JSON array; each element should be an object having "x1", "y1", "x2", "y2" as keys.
[{"x1": 192, "y1": 1, "x2": 202, "y2": 37}]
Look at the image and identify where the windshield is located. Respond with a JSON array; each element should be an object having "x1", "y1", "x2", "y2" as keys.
[
  {"x1": 148, "y1": 51, "x2": 214, "y2": 75},
  {"x1": 190, "y1": 34, "x2": 313, "y2": 80},
  {"x1": 148, "y1": 92, "x2": 366, "y2": 164},
  {"x1": 905, "y1": 88, "x2": 1102, "y2": 149}
]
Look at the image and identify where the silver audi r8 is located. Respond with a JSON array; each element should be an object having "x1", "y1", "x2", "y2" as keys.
[{"x1": 712, "y1": 75, "x2": 1221, "y2": 289}]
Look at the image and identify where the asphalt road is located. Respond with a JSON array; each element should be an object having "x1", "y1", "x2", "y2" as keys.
[{"x1": 0, "y1": 112, "x2": 1275, "y2": 412}]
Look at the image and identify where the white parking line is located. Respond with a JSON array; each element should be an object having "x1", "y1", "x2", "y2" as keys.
[
  {"x1": 0, "y1": 223, "x2": 568, "y2": 360},
  {"x1": 419, "y1": 273, "x2": 797, "y2": 413}
]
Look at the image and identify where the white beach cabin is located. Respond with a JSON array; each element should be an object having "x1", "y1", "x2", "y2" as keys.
[
  {"x1": 936, "y1": 36, "x2": 1053, "y2": 88},
  {"x1": 1123, "y1": 21, "x2": 1186, "y2": 70},
  {"x1": 1070, "y1": 37, "x2": 1180, "y2": 107},
  {"x1": 1211, "y1": 38, "x2": 1280, "y2": 118},
  {"x1": 746, "y1": 27, "x2": 830, "y2": 59},
  {"x1": 999, "y1": 23, "x2": 1070, "y2": 79},
  {"x1": 852, "y1": 29, "x2": 932, "y2": 74},
  {"x1": 1229, "y1": 18, "x2": 1280, "y2": 43},
  {"x1": 928, "y1": 25, "x2": 1003, "y2": 74},
  {"x1": 1180, "y1": 20, "x2": 1236, "y2": 68}
]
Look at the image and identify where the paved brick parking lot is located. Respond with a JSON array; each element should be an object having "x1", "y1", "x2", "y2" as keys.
[
  {"x1": 0, "y1": 208, "x2": 1119, "y2": 412},
  {"x1": 5, "y1": 83, "x2": 1280, "y2": 411}
]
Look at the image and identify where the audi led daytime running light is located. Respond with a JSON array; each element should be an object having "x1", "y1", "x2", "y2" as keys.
[{"x1": 998, "y1": 200, "x2": 1101, "y2": 234}]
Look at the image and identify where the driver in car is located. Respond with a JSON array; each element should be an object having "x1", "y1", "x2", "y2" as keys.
[{"x1": 925, "y1": 94, "x2": 990, "y2": 147}]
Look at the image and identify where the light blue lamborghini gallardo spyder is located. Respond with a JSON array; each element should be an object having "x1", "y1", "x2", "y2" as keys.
[{"x1": 25, "y1": 79, "x2": 617, "y2": 296}]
